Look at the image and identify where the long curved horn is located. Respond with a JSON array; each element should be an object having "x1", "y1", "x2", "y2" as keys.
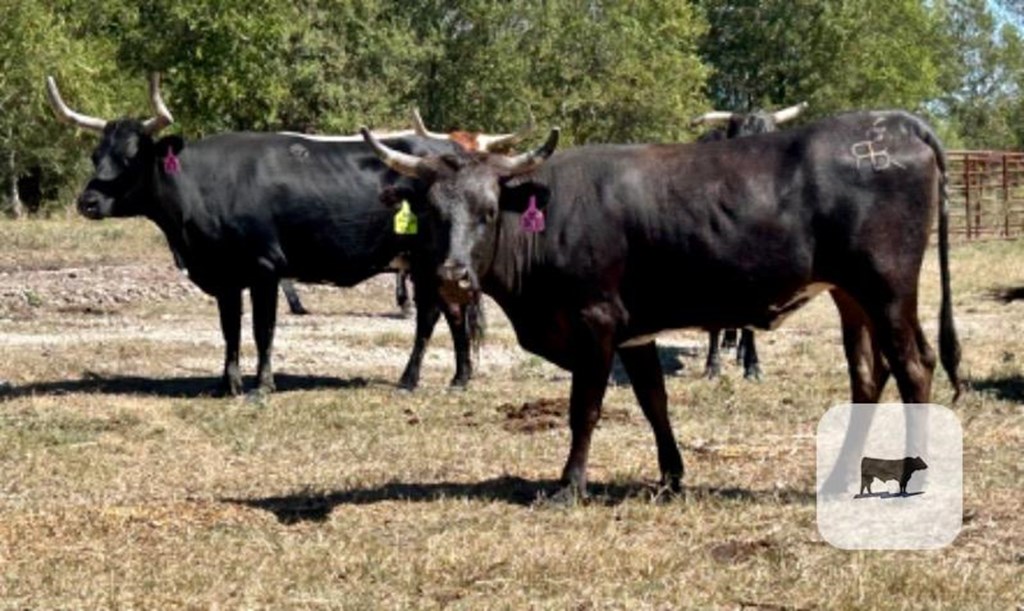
[
  {"x1": 690, "y1": 111, "x2": 736, "y2": 128},
  {"x1": 44, "y1": 76, "x2": 107, "y2": 133},
  {"x1": 477, "y1": 111, "x2": 536, "y2": 152},
  {"x1": 410, "y1": 107, "x2": 449, "y2": 140},
  {"x1": 495, "y1": 128, "x2": 559, "y2": 176},
  {"x1": 141, "y1": 73, "x2": 174, "y2": 134},
  {"x1": 772, "y1": 101, "x2": 808, "y2": 124},
  {"x1": 360, "y1": 126, "x2": 431, "y2": 178}
]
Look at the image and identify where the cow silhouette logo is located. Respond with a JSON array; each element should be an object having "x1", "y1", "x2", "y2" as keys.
[
  {"x1": 817, "y1": 403, "x2": 962, "y2": 549},
  {"x1": 857, "y1": 456, "x2": 928, "y2": 497}
]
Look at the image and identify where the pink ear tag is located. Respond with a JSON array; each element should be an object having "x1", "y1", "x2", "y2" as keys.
[
  {"x1": 163, "y1": 149, "x2": 181, "y2": 175},
  {"x1": 520, "y1": 195, "x2": 545, "y2": 233}
]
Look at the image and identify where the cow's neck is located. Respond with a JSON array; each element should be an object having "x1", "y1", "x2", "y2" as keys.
[
  {"x1": 481, "y1": 214, "x2": 544, "y2": 310},
  {"x1": 145, "y1": 165, "x2": 192, "y2": 265}
]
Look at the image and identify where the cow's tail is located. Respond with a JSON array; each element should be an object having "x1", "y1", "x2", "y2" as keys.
[{"x1": 915, "y1": 117, "x2": 963, "y2": 400}]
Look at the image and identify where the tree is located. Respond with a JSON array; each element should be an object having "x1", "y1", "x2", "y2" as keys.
[
  {"x1": 0, "y1": 1, "x2": 127, "y2": 217},
  {"x1": 933, "y1": 0, "x2": 1024, "y2": 149},
  {"x1": 697, "y1": 0, "x2": 944, "y2": 116},
  {"x1": 397, "y1": 0, "x2": 710, "y2": 146}
]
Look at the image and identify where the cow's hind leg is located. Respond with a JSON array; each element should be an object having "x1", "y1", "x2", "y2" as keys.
[
  {"x1": 281, "y1": 279, "x2": 309, "y2": 315},
  {"x1": 395, "y1": 270, "x2": 412, "y2": 318},
  {"x1": 868, "y1": 297, "x2": 935, "y2": 404},
  {"x1": 216, "y1": 290, "x2": 244, "y2": 396},
  {"x1": 820, "y1": 289, "x2": 890, "y2": 495},
  {"x1": 740, "y1": 330, "x2": 761, "y2": 380},
  {"x1": 833, "y1": 289, "x2": 889, "y2": 403},
  {"x1": 704, "y1": 330, "x2": 722, "y2": 379},
  {"x1": 251, "y1": 277, "x2": 279, "y2": 394},
  {"x1": 618, "y1": 342, "x2": 684, "y2": 491}
]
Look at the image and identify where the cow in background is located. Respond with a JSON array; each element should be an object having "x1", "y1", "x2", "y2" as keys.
[
  {"x1": 283, "y1": 108, "x2": 532, "y2": 318},
  {"x1": 691, "y1": 102, "x2": 808, "y2": 380},
  {"x1": 45, "y1": 74, "x2": 528, "y2": 394}
]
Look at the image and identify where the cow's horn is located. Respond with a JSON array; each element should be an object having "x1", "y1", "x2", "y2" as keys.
[
  {"x1": 477, "y1": 110, "x2": 536, "y2": 152},
  {"x1": 690, "y1": 111, "x2": 736, "y2": 128},
  {"x1": 410, "y1": 107, "x2": 449, "y2": 140},
  {"x1": 44, "y1": 76, "x2": 107, "y2": 133},
  {"x1": 361, "y1": 126, "x2": 430, "y2": 178},
  {"x1": 497, "y1": 127, "x2": 559, "y2": 176},
  {"x1": 142, "y1": 73, "x2": 174, "y2": 135},
  {"x1": 772, "y1": 101, "x2": 808, "y2": 124}
]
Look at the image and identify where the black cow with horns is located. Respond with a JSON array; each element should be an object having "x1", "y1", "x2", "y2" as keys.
[
  {"x1": 691, "y1": 101, "x2": 808, "y2": 380},
  {"x1": 361, "y1": 110, "x2": 962, "y2": 498},
  {"x1": 45, "y1": 74, "x2": 526, "y2": 394}
]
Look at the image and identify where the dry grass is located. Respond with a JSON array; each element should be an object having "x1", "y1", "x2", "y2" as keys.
[{"x1": 0, "y1": 217, "x2": 1021, "y2": 609}]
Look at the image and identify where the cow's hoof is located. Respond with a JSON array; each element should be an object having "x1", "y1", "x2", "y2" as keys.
[
  {"x1": 535, "y1": 484, "x2": 587, "y2": 508},
  {"x1": 743, "y1": 367, "x2": 762, "y2": 381},
  {"x1": 218, "y1": 377, "x2": 244, "y2": 397},
  {"x1": 289, "y1": 306, "x2": 310, "y2": 316},
  {"x1": 256, "y1": 374, "x2": 276, "y2": 394},
  {"x1": 703, "y1": 366, "x2": 721, "y2": 380},
  {"x1": 448, "y1": 376, "x2": 470, "y2": 390}
]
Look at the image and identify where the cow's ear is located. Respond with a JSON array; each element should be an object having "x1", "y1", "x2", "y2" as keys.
[
  {"x1": 379, "y1": 186, "x2": 406, "y2": 209},
  {"x1": 499, "y1": 179, "x2": 549, "y2": 213},
  {"x1": 155, "y1": 135, "x2": 185, "y2": 157}
]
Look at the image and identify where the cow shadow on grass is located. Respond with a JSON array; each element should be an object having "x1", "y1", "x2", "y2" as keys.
[
  {"x1": 852, "y1": 491, "x2": 924, "y2": 500},
  {"x1": 970, "y1": 373, "x2": 1024, "y2": 403},
  {"x1": 0, "y1": 371, "x2": 374, "y2": 400},
  {"x1": 225, "y1": 477, "x2": 815, "y2": 524}
]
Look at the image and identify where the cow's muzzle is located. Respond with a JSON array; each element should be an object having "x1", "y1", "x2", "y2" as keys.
[
  {"x1": 77, "y1": 191, "x2": 109, "y2": 219},
  {"x1": 439, "y1": 260, "x2": 479, "y2": 304}
]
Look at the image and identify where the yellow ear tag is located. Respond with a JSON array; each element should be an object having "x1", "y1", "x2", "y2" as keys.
[{"x1": 394, "y1": 200, "x2": 418, "y2": 235}]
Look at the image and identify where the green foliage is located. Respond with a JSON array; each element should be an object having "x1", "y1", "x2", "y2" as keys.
[
  {"x1": 933, "y1": 0, "x2": 1024, "y2": 149},
  {"x1": 697, "y1": 0, "x2": 944, "y2": 116},
  {"x1": 3, "y1": 0, "x2": 1024, "y2": 214},
  {"x1": 0, "y1": 0, "x2": 123, "y2": 215}
]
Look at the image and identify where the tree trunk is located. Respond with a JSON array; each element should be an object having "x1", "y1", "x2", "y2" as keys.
[{"x1": 7, "y1": 127, "x2": 24, "y2": 219}]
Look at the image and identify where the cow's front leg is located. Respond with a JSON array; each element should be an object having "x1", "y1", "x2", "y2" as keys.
[
  {"x1": 398, "y1": 284, "x2": 442, "y2": 390},
  {"x1": 216, "y1": 290, "x2": 243, "y2": 396},
  {"x1": 560, "y1": 309, "x2": 616, "y2": 500},
  {"x1": 251, "y1": 277, "x2": 279, "y2": 394}
]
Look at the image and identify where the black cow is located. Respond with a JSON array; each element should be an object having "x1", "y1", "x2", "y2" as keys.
[
  {"x1": 860, "y1": 456, "x2": 928, "y2": 495},
  {"x1": 692, "y1": 102, "x2": 808, "y2": 380},
  {"x1": 279, "y1": 110, "x2": 531, "y2": 318},
  {"x1": 362, "y1": 110, "x2": 962, "y2": 498},
  {"x1": 44, "y1": 74, "x2": 524, "y2": 394}
]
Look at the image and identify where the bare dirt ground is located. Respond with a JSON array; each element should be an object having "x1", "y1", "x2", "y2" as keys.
[{"x1": 0, "y1": 218, "x2": 1021, "y2": 608}]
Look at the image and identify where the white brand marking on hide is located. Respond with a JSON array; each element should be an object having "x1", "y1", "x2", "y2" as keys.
[{"x1": 850, "y1": 118, "x2": 906, "y2": 172}]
